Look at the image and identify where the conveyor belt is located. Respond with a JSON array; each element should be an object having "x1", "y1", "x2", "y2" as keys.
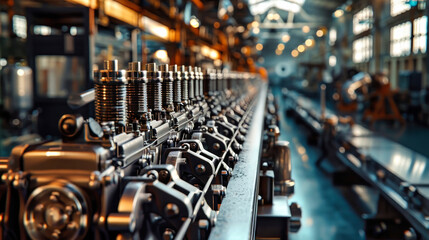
[{"x1": 284, "y1": 90, "x2": 429, "y2": 238}]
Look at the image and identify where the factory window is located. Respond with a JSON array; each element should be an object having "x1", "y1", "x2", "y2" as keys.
[
  {"x1": 413, "y1": 16, "x2": 427, "y2": 54},
  {"x1": 353, "y1": 36, "x2": 373, "y2": 63},
  {"x1": 353, "y1": 6, "x2": 373, "y2": 35},
  {"x1": 391, "y1": 0, "x2": 411, "y2": 17},
  {"x1": 12, "y1": 15, "x2": 27, "y2": 39},
  {"x1": 390, "y1": 21, "x2": 412, "y2": 57}
]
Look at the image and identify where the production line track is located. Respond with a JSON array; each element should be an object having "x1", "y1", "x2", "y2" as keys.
[{"x1": 283, "y1": 90, "x2": 429, "y2": 239}]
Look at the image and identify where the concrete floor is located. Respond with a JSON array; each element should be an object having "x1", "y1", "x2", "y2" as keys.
[{"x1": 273, "y1": 89, "x2": 365, "y2": 240}]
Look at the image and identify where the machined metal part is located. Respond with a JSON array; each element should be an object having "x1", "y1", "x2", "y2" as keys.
[
  {"x1": 1, "y1": 59, "x2": 299, "y2": 240},
  {"x1": 23, "y1": 181, "x2": 88, "y2": 240},
  {"x1": 170, "y1": 64, "x2": 182, "y2": 111},
  {"x1": 94, "y1": 60, "x2": 128, "y2": 131},
  {"x1": 160, "y1": 64, "x2": 174, "y2": 112},
  {"x1": 180, "y1": 65, "x2": 189, "y2": 105},
  {"x1": 188, "y1": 66, "x2": 195, "y2": 102},
  {"x1": 145, "y1": 63, "x2": 163, "y2": 116},
  {"x1": 127, "y1": 61, "x2": 148, "y2": 123}
]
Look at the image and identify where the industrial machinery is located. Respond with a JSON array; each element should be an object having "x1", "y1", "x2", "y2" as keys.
[
  {"x1": 284, "y1": 89, "x2": 429, "y2": 239},
  {"x1": 0, "y1": 60, "x2": 300, "y2": 239}
]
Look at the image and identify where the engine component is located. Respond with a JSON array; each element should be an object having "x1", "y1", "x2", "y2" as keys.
[
  {"x1": 126, "y1": 61, "x2": 148, "y2": 124},
  {"x1": 94, "y1": 60, "x2": 127, "y2": 132},
  {"x1": 0, "y1": 59, "x2": 299, "y2": 240},
  {"x1": 169, "y1": 64, "x2": 182, "y2": 111},
  {"x1": 160, "y1": 64, "x2": 174, "y2": 113}
]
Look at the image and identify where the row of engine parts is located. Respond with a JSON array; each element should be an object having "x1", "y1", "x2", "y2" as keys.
[{"x1": 0, "y1": 60, "x2": 299, "y2": 239}]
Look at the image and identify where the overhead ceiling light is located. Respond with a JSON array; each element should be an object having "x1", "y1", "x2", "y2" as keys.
[
  {"x1": 237, "y1": 26, "x2": 245, "y2": 33},
  {"x1": 305, "y1": 38, "x2": 314, "y2": 47},
  {"x1": 282, "y1": 34, "x2": 290, "y2": 42},
  {"x1": 291, "y1": 49, "x2": 299, "y2": 57},
  {"x1": 302, "y1": 25, "x2": 310, "y2": 33},
  {"x1": 316, "y1": 29, "x2": 324, "y2": 37},
  {"x1": 333, "y1": 9, "x2": 344, "y2": 18},
  {"x1": 256, "y1": 43, "x2": 264, "y2": 51},
  {"x1": 297, "y1": 45, "x2": 305, "y2": 52},
  {"x1": 329, "y1": 55, "x2": 337, "y2": 67},
  {"x1": 210, "y1": 50, "x2": 220, "y2": 60},
  {"x1": 154, "y1": 49, "x2": 169, "y2": 62},
  {"x1": 241, "y1": 46, "x2": 249, "y2": 55},
  {"x1": 253, "y1": 27, "x2": 260, "y2": 34},
  {"x1": 251, "y1": 21, "x2": 259, "y2": 28},
  {"x1": 142, "y1": 17, "x2": 169, "y2": 40},
  {"x1": 249, "y1": 0, "x2": 302, "y2": 15},
  {"x1": 277, "y1": 43, "x2": 285, "y2": 50},
  {"x1": 190, "y1": 16, "x2": 200, "y2": 28},
  {"x1": 275, "y1": 49, "x2": 283, "y2": 55}
]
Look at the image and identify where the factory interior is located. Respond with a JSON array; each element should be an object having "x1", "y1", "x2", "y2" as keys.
[{"x1": 1, "y1": 0, "x2": 429, "y2": 239}]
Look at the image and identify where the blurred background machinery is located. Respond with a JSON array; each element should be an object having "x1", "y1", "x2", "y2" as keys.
[{"x1": 1, "y1": 0, "x2": 429, "y2": 239}]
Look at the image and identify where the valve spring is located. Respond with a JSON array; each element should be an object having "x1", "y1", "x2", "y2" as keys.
[
  {"x1": 173, "y1": 78, "x2": 181, "y2": 104},
  {"x1": 127, "y1": 82, "x2": 148, "y2": 122},
  {"x1": 199, "y1": 72, "x2": 204, "y2": 97},
  {"x1": 95, "y1": 84, "x2": 127, "y2": 127},
  {"x1": 188, "y1": 77, "x2": 195, "y2": 100},
  {"x1": 195, "y1": 76, "x2": 200, "y2": 98},
  {"x1": 148, "y1": 81, "x2": 162, "y2": 112},
  {"x1": 203, "y1": 73, "x2": 210, "y2": 96},
  {"x1": 217, "y1": 77, "x2": 222, "y2": 92},
  {"x1": 210, "y1": 75, "x2": 216, "y2": 93},
  {"x1": 162, "y1": 80, "x2": 173, "y2": 108},
  {"x1": 181, "y1": 79, "x2": 188, "y2": 102}
]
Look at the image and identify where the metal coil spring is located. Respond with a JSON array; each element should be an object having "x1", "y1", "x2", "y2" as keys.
[
  {"x1": 148, "y1": 81, "x2": 162, "y2": 112},
  {"x1": 95, "y1": 84, "x2": 127, "y2": 127},
  {"x1": 199, "y1": 78, "x2": 203, "y2": 97},
  {"x1": 217, "y1": 78, "x2": 222, "y2": 92},
  {"x1": 188, "y1": 77, "x2": 195, "y2": 100},
  {"x1": 162, "y1": 80, "x2": 173, "y2": 108},
  {"x1": 203, "y1": 75, "x2": 210, "y2": 96},
  {"x1": 173, "y1": 78, "x2": 181, "y2": 104},
  {"x1": 127, "y1": 82, "x2": 148, "y2": 122},
  {"x1": 194, "y1": 77, "x2": 200, "y2": 98},
  {"x1": 181, "y1": 79, "x2": 188, "y2": 102},
  {"x1": 210, "y1": 77, "x2": 216, "y2": 93}
]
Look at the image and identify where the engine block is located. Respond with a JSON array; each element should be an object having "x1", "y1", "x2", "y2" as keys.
[{"x1": 0, "y1": 60, "x2": 299, "y2": 240}]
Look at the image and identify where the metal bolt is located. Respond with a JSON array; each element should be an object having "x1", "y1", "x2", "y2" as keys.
[
  {"x1": 198, "y1": 219, "x2": 209, "y2": 230},
  {"x1": 51, "y1": 231, "x2": 59, "y2": 240},
  {"x1": 164, "y1": 203, "x2": 179, "y2": 217},
  {"x1": 147, "y1": 170, "x2": 159, "y2": 180},
  {"x1": 49, "y1": 192, "x2": 60, "y2": 202},
  {"x1": 163, "y1": 229, "x2": 174, "y2": 240},
  {"x1": 159, "y1": 170, "x2": 170, "y2": 181},
  {"x1": 196, "y1": 164, "x2": 206, "y2": 174},
  {"x1": 65, "y1": 205, "x2": 74, "y2": 215},
  {"x1": 67, "y1": 222, "x2": 77, "y2": 230},
  {"x1": 213, "y1": 143, "x2": 220, "y2": 150},
  {"x1": 191, "y1": 143, "x2": 198, "y2": 150}
]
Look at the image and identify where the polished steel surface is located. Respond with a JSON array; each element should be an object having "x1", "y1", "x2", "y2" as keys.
[
  {"x1": 346, "y1": 133, "x2": 429, "y2": 185},
  {"x1": 209, "y1": 84, "x2": 268, "y2": 240},
  {"x1": 275, "y1": 89, "x2": 364, "y2": 240}
]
